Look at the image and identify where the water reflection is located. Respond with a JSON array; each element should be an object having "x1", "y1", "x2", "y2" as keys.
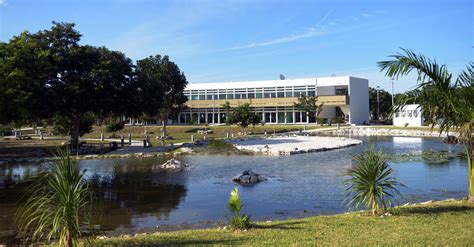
[{"x1": 0, "y1": 136, "x2": 468, "y2": 238}]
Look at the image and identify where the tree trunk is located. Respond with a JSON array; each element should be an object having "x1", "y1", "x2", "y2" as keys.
[
  {"x1": 71, "y1": 115, "x2": 81, "y2": 149},
  {"x1": 467, "y1": 144, "x2": 474, "y2": 202},
  {"x1": 162, "y1": 119, "x2": 167, "y2": 138},
  {"x1": 66, "y1": 228, "x2": 73, "y2": 247}
]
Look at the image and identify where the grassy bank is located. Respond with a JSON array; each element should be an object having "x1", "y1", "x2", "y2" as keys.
[
  {"x1": 96, "y1": 200, "x2": 474, "y2": 246},
  {"x1": 83, "y1": 124, "x2": 329, "y2": 146}
]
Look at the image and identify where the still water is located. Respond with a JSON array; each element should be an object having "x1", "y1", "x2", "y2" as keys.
[{"x1": 0, "y1": 136, "x2": 468, "y2": 238}]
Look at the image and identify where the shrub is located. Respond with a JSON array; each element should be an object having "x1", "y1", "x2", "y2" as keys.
[
  {"x1": 343, "y1": 146, "x2": 404, "y2": 216},
  {"x1": 332, "y1": 117, "x2": 345, "y2": 124},
  {"x1": 228, "y1": 187, "x2": 251, "y2": 230},
  {"x1": 208, "y1": 140, "x2": 234, "y2": 150},
  {"x1": 316, "y1": 117, "x2": 328, "y2": 125},
  {"x1": 16, "y1": 149, "x2": 93, "y2": 246},
  {"x1": 106, "y1": 121, "x2": 125, "y2": 133},
  {"x1": 52, "y1": 114, "x2": 94, "y2": 137}
]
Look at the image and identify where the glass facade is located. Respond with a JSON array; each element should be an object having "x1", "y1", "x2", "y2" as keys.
[
  {"x1": 184, "y1": 85, "x2": 318, "y2": 101},
  {"x1": 177, "y1": 83, "x2": 347, "y2": 125}
]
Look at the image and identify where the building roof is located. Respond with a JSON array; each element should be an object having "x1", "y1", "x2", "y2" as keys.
[{"x1": 186, "y1": 76, "x2": 368, "y2": 90}]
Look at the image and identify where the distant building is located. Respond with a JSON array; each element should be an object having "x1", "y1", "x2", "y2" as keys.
[
  {"x1": 177, "y1": 76, "x2": 369, "y2": 125},
  {"x1": 393, "y1": 104, "x2": 424, "y2": 127}
]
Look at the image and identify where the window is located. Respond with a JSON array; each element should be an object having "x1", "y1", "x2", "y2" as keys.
[
  {"x1": 219, "y1": 94, "x2": 226, "y2": 100},
  {"x1": 308, "y1": 90, "x2": 316, "y2": 96},
  {"x1": 191, "y1": 95, "x2": 198, "y2": 100},
  {"x1": 227, "y1": 94, "x2": 234, "y2": 99},
  {"x1": 199, "y1": 95, "x2": 205, "y2": 100},
  {"x1": 285, "y1": 91, "x2": 293, "y2": 97},
  {"x1": 278, "y1": 112, "x2": 285, "y2": 123},
  {"x1": 286, "y1": 112, "x2": 293, "y2": 123},
  {"x1": 248, "y1": 93, "x2": 255, "y2": 99},
  {"x1": 277, "y1": 92, "x2": 285, "y2": 98},
  {"x1": 256, "y1": 93, "x2": 263, "y2": 98}
]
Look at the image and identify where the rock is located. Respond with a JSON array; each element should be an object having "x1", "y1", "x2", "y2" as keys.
[
  {"x1": 420, "y1": 200, "x2": 433, "y2": 205},
  {"x1": 160, "y1": 158, "x2": 189, "y2": 171},
  {"x1": 443, "y1": 135, "x2": 458, "y2": 144},
  {"x1": 233, "y1": 170, "x2": 267, "y2": 185},
  {"x1": 249, "y1": 175, "x2": 258, "y2": 183}
]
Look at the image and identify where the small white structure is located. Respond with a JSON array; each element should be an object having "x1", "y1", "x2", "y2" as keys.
[{"x1": 393, "y1": 104, "x2": 424, "y2": 127}]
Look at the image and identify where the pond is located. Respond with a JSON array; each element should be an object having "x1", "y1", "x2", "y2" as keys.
[{"x1": 0, "y1": 136, "x2": 468, "y2": 240}]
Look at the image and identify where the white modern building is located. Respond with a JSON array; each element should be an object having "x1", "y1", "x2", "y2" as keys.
[
  {"x1": 177, "y1": 76, "x2": 369, "y2": 125},
  {"x1": 393, "y1": 104, "x2": 425, "y2": 127}
]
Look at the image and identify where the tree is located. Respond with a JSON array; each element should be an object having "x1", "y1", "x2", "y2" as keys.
[
  {"x1": 226, "y1": 103, "x2": 261, "y2": 133},
  {"x1": 136, "y1": 55, "x2": 188, "y2": 139},
  {"x1": 378, "y1": 48, "x2": 474, "y2": 202},
  {"x1": 344, "y1": 146, "x2": 404, "y2": 216},
  {"x1": 0, "y1": 22, "x2": 136, "y2": 147},
  {"x1": 368, "y1": 87, "x2": 393, "y2": 121},
  {"x1": 293, "y1": 95, "x2": 324, "y2": 123},
  {"x1": 16, "y1": 149, "x2": 93, "y2": 246}
]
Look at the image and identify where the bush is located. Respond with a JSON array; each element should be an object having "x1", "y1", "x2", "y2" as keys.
[
  {"x1": 228, "y1": 187, "x2": 251, "y2": 230},
  {"x1": 316, "y1": 117, "x2": 328, "y2": 125},
  {"x1": 106, "y1": 121, "x2": 125, "y2": 133},
  {"x1": 332, "y1": 117, "x2": 345, "y2": 124},
  {"x1": 208, "y1": 140, "x2": 232, "y2": 149},
  {"x1": 343, "y1": 146, "x2": 404, "y2": 216},
  {"x1": 52, "y1": 114, "x2": 94, "y2": 137}
]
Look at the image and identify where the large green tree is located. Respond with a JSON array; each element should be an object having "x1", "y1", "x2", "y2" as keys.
[
  {"x1": 226, "y1": 102, "x2": 261, "y2": 133},
  {"x1": 368, "y1": 87, "x2": 393, "y2": 121},
  {"x1": 378, "y1": 48, "x2": 474, "y2": 202},
  {"x1": 0, "y1": 22, "x2": 135, "y2": 146},
  {"x1": 136, "y1": 55, "x2": 188, "y2": 139},
  {"x1": 293, "y1": 95, "x2": 324, "y2": 122}
]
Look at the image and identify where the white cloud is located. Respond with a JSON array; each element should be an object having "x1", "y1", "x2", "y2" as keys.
[
  {"x1": 226, "y1": 28, "x2": 327, "y2": 51},
  {"x1": 0, "y1": 0, "x2": 7, "y2": 6},
  {"x1": 361, "y1": 13, "x2": 372, "y2": 18},
  {"x1": 226, "y1": 9, "x2": 334, "y2": 51}
]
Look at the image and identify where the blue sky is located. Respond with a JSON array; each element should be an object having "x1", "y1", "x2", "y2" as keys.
[{"x1": 0, "y1": 0, "x2": 472, "y2": 93}]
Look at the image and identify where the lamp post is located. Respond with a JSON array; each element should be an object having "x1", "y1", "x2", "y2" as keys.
[
  {"x1": 376, "y1": 86, "x2": 380, "y2": 123},
  {"x1": 391, "y1": 78, "x2": 394, "y2": 106}
]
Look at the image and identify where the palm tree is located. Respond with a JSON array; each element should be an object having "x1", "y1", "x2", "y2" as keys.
[
  {"x1": 16, "y1": 149, "x2": 93, "y2": 246},
  {"x1": 344, "y1": 146, "x2": 404, "y2": 216},
  {"x1": 378, "y1": 48, "x2": 473, "y2": 202},
  {"x1": 228, "y1": 187, "x2": 251, "y2": 229}
]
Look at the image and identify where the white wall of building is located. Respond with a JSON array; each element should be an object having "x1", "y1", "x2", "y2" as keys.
[
  {"x1": 347, "y1": 77, "x2": 369, "y2": 125},
  {"x1": 393, "y1": 104, "x2": 424, "y2": 127}
]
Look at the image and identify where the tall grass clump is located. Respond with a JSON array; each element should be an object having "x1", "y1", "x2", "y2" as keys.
[
  {"x1": 228, "y1": 187, "x2": 251, "y2": 230},
  {"x1": 15, "y1": 149, "x2": 93, "y2": 246},
  {"x1": 344, "y1": 146, "x2": 404, "y2": 216},
  {"x1": 208, "y1": 140, "x2": 235, "y2": 150}
]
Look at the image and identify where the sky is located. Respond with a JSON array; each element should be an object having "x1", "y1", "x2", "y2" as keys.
[{"x1": 0, "y1": 0, "x2": 472, "y2": 93}]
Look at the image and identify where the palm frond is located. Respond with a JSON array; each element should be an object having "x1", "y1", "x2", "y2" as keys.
[
  {"x1": 343, "y1": 146, "x2": 404, "y2": 215},
  {"x1": 15, "y1": 148, "x2": 93, "y2": 246}
]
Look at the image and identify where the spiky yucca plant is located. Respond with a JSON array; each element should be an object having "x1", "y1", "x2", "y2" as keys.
[
  {"x1": 228, "y1": 187, "x2": 251, "y2": 230},
  {"x1": 344, "y1": 146, "x2": 404, "y2": 216},
  {"x1": 16, "y1": 149, "x2": 93, "y2": 246}
]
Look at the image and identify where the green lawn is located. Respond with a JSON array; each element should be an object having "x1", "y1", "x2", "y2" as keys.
[
  {"x1": 83, "y1": 124, "x2": 330, "y2": 146},
  {"x1": 96, "y1": 200, "x2": 474, "y2": 246}
]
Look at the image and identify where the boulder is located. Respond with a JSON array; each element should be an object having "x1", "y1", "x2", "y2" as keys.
[
  {"x1": 160, "y1": 158, "x2": 189, "y2": 171},
  {"x1": 233, "y1": 170, "x2": 267, "y2": 185}
]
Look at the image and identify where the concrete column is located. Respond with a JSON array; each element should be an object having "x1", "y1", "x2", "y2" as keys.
[
  {"x1": 128, "y1": 133, "x2": 132, "y2": 145},
  {"x1": 100, "y1": 133, "x2": 104, "y2": 141},
  {"x1": 191, "y1": 134, "x2": 195, "y2": 142},
  {"x1": 120, "y1": 135, "x2": 124, "y2": 147}
]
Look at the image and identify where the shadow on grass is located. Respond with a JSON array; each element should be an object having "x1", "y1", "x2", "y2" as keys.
[
  {"x1": 99, "y1": 237, "x2": 247, "y2": 246},
  {"x1": 396, "y1": 204, "x2": 474, "y2": 216},
  {"x1": 254, "y1": 221, "x2": 304, "y2": 230}
]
